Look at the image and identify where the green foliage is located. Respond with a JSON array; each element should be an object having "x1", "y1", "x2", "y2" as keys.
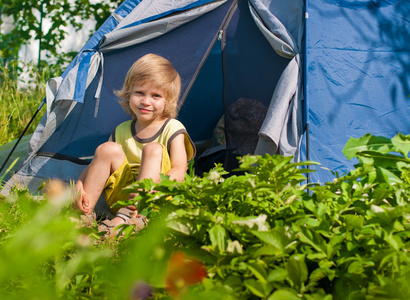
[
  {"x1": 0, "y1": 188, "x2": 181, "y2": 299},
  {"x1": 124, "y1": 135, "x2": 410, "y2": 299},
  {"x1": 0, "y1": 60, "x2": 48, "y2": 146},
  {"x1": 0, "y1": 133, "x2": 409, "y2": 299},
  {"x1": 0, "y1": 0, "x2": 122, "y2": 67}
]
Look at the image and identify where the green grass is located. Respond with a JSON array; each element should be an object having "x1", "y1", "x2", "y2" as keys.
[{"x1": 0, "y1": 60, "x2": 49, "y2": 147}]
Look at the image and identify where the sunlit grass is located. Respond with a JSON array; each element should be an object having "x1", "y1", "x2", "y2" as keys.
[{"x1": 0, "y1": 60, "x2": 50, "y2": 147}]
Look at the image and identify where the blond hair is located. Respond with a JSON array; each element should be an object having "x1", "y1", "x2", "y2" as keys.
[{"x1": 115, "y1": 53, "x2": 181, "y2": 119}]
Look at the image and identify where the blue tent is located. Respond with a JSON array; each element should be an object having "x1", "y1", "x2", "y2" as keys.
[
  {"x1": 303, "y1": 0, "x2": 410, "y2": 183},
  {"x1": 2, "y1": 0, "x2": 409, "y2": 193}
]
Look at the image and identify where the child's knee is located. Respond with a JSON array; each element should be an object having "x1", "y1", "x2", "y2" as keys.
[
  {"x1": 142, "y1": 142, "x2": 163, "y2": 158},
  {"x1": 95, "y1": 142, "x2": 124, "y2": 159}
]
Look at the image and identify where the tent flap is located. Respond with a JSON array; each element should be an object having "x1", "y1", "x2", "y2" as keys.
[
  {"x1": 99, "y1": 1, "x2": 227, "y2": 51},
  {"x1": 250, "y1": 0, "x2": 305, "y2": 158}
]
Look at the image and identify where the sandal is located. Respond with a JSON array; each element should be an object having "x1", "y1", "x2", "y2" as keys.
[{"x1": 98, "y1": 208, "x2": 148, "y2": 238}]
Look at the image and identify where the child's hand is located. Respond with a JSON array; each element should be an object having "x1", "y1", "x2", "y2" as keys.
[{"x1": 72, "y1": 187, "x2": 90, "y2": 214}]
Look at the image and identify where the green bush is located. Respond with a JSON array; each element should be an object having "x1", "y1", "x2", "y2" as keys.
[
  {"x1": 0, "y1": 133, "x2": 409, "y2": 299},
  {"x1": 126, "y1": 133, "x2": 410, "y2": 299}
]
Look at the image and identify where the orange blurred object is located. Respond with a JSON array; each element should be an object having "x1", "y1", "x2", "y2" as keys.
[
  {"x1": 43, "y1": 179, "x2": 67, "y2": 198},
  {"x1": 164, "y1": 251, "x2": 207, "y2": 299}
]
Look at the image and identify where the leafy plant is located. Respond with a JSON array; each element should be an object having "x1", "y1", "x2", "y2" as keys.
[
  {"x1": 122, "y1": 134, "x2": 410, "y2": 299},
  {"x1": 0, "y1": 133, "x2": 409, "y2": 299}
]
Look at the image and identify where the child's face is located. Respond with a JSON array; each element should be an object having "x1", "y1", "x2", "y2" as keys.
[{"x1": 129, "y1": 82, "x2": 166, "y2": 123}]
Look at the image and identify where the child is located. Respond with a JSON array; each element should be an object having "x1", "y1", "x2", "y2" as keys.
[{"x1": 73, "y1": 53, "x2": 196, "y2": 236}]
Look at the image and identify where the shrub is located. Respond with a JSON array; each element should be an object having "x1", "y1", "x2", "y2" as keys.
[
  {"x1": 0, "y1": 133, "x2": 409, "y2": 299},
  {"x1": 125, "y1": 133, "x2": 410, "y2": 299}
]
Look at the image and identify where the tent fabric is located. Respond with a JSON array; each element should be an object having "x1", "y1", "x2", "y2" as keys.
[
  {"x1": 99, "y1": 1, "x2": 227, "y2": 51},
  {"x1": 114, "y1": 0, "x2": 221, "y2": 30},
  {"x1": 251, "y1": 0, "x2": 305, "y2": 158},
  {"x1": 23, "y1": 0, "x2": 230, "y2": 161},
  {"x1": 3, "y1": 0, "x2": 302, "y2": 194},
  {"x1": 219, "y1": 0, "x2": 291, "y2": 169},
  {"x1": 249, "y1": 0, "x2": 300, "y2": 59},
  {"x1": 2, "y1": 0, "x2": 303, "y2": 193},
  {"x1": 0, "y1": 135, "x2": 31, "y2": 183},
  {"x1": 3, "y1": 0, "x2": 408, "y2": 194},
  {"x1": 303, "y1": 0, "x2": 410, "y2": 183},
  {"x1": 38, "y1": 0, "x2": 236, "y2": 159},
  {"x1": 2, "y1": 0, "x2": 244, "y2": 193}
]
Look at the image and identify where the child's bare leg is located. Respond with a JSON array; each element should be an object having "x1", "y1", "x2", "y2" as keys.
[
  {"x1": 74, "y1": 142, "x2": 125, "y2": 214},
  {"x1": 137, "y1": 142, "x2": 163, "y2": 182},
  {"x1": 108, "y1": 143, "x2": 163, "y2": 226}
]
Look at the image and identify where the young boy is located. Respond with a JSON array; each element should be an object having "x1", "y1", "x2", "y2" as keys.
[{"x1": 73, "y1": 53, "x2": 196, "y2": 236}]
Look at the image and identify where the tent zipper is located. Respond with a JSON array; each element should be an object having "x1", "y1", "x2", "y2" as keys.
[
  {"x1": 179, "y1": 0, "x2": 239, "y2": 106},
  {"x1": 219, "y1": 0, "x2": 238, "y2": 171}
]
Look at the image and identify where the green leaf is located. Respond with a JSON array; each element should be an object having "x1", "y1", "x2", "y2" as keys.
[
  {"x1": 391, "y1": 133, "x2": 410, "y2": 157},
  {"x1": 304, "y1": 291, "x2": 334, "y2": 300},
  {"x1": 369, "y1": 205, "x2": 403, "y2": 226},
  {"x1": 167, "y1": 219, "x2": 196, "y2": 235},
  {"x1": 247, "y1": 261, "x2": 268, "y2": 283},
  {"x1": 231, "y1": 214, "x2": 269, "y2": 231},
  {"x1": 347, "y1": 261, "x2": 365, "y2": 275},
  {"x1": 267, "y1": 289, "x2": 300, "y2": 300},
  {"x1": 342, "y1": 214, "x2": 364, "y2": 231},
  {"x1": 286, "y1": 254, "x2": 308, "y2": 290},
  {"x1": 343, "y1": 134, "x2": 393, "y2": 160},
  {"x1": 224, "y1": 275, "x2": 242, "y2": 289},
  {"x1": 253, "y1": 245, "x2": 282, "y2": 257},
  {"x1": 267, "y1": 268, "x2": 288, "y2": 282},
  {"x1": 297, "y1": 229, "x2": 327, "y2": 255},
  {"x1": 357, "y1": 151, "x2": 410, "y2": 170},
  {"x1": 244, "y1": 278, "x2": 272, "y2": 298},
  {"x1": 252, "y1": 230, "x2": 285, "y2": 255},
  {"x1": 309, "y1": 267, "x2": 335, "y2": 283},
  {"x1": 209, "y1": 224, "x2": 226, "y2": 252},
  {"x1": 377, "y1": 167, "x2": 402, "y2": 184},
  {"x1": 327, "y1": 233, "x2": 347, "y2": 259},
  {"x1": 383, "y1": 232, "x2": 403, "y2": 251}
]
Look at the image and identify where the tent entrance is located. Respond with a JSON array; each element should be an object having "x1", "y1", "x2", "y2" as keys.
[
  {"x1": 36, "y1": 0, "x2": 290, "y2": 174},
  {"x1": 3, "y1": 0, "x2": 304, "y2": 194},
  {"x1": 183, "y1": 0, "x2": 290, "y2": 173}
]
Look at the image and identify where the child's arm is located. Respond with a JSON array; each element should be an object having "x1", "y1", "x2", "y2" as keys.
[{"x1": 167, "y1": 133, "x2": 189, "y2": 182}]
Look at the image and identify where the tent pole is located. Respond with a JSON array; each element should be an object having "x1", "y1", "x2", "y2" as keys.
[
  {"x1": 0, "y1": 98, "x2": 45, "y2": 174},
  {"x1": 304, "y1": 0, "x2": 310, "y2": 186}
]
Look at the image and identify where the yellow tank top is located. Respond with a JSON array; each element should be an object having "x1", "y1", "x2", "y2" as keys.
[{"x1": 113, "y1": 119, "x2": 196, "y2": 176}]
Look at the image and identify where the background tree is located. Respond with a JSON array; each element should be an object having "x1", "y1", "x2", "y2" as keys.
[{"x1": 0, "y1": 0, "x2": 122, "y2": 69}]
